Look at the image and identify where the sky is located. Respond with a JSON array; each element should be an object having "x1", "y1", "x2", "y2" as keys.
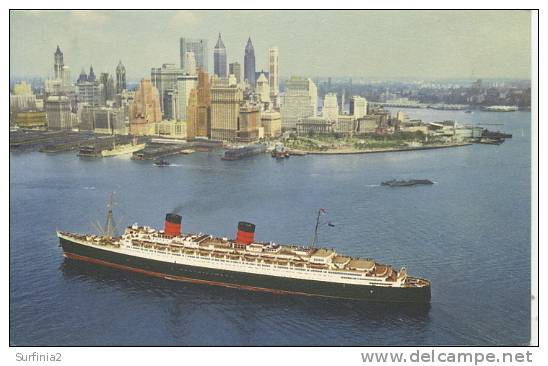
[{"x1": 9, "y1": 10, "x2": 532, "y2": 81}]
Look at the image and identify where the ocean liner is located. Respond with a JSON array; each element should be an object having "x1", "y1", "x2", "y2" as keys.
[{"x1": 57, "y1": 204, "x2": 431, "y2": 303}]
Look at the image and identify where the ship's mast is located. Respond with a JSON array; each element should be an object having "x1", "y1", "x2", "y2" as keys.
[
  {"x1": 104, "y1": 193, "x2": 116, "y2": 237},
  {"x1": 311, "y1": 208, "x2": 324, "y2": 247}
]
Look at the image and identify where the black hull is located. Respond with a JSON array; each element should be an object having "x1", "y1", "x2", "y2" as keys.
[{"x1": 59, "y1": 237, "x2": 431, "y2": 303}]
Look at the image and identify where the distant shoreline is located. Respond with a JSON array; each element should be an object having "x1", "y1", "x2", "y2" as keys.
[{"x1": 297, "y1": 142, "x2": 472, "y2": 155}]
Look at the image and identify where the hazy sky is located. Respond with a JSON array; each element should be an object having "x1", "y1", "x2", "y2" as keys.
[{"x1": 10, "y1": 10, "x2": 532, "y2": 80}]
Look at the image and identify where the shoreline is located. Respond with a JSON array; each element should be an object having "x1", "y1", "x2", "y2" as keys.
[{"x1": 294, "y1": 142, "x2": 472, "y2": 155}]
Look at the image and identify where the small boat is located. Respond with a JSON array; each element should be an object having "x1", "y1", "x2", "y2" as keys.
[
  {"x1": 465, "y1": 110, "x2": 473, "y2": 114},
  {"x1": 153, "y1": 159, "x2": 170, "y2": 167},
  {"x1": 381, "y1": 179, "x2": 434, "y2": 187},
  {"x1": 478, "y1": 138, "x2": 505, "y2": 145},
  {"x1": 271, "y1": 150, "x2": 290, "y2": 159},
  {"x1": 271, "y1": 143, "x2": 290, "y2": 159}
]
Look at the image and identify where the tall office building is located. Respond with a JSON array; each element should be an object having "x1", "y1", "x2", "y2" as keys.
[
  {"x1": 349, "y1": 96, "x2": 368, "y2": 118},
  {"x1": 13, "y1": 81, "x2": 32, "y2": 95},
  {"x1": 116, "y1": 60, "x2": 127, "y2": 93},
  {"x1": 213, "y1": 33, "x2": 227, "y2": 78},
  {"x1": 76, "y1": 67, "x2": 104, "y2": 106},
  {"x1": 61, "y1": 66, "x2": 73, "y2": 91},
  {"x1": 45, "y1": 95, "x2": 72, "y2": 130},
  {"x1": 256, "y1": 73, "x2": 270, "y2": 103},
  {"x1": 244, "y1": 37, "x2": 256, "y2": 88},
  {"x1": 196, "y1": 70, "x2": 211, "y2": 137},
  {"x1": 93, "y1": 106, "x2": 125, "y2": 134},
  {"x1": 261, "y1": 110, "x2": 282, "y2": 138},
  {"x1": 151, "y1": 64, "x2": 184, "y2": 119},
  {"x1": 322, "y1": 93, "x2": 339, "y2": 121},
  {"x1": 164, "y1": 89, "x2": 179, "y2": 121},
  {"x1": 186, "y1": 89, "x2": 198, "y2": 139},
  {"x1": 77, "y1": 104, "x2": 95, "y2": 131},
  {"x1": 186, "y1": 70, "x2": 211, "y2": 138},
  {"x1": 176, "y1": 74, "x2": 197, "y2": 121},
  {"x1": 100, "y1": 72, "x2": 116, "y2": 103},
  {"x1": 180, "y1": 38, "x2": 208, "y2": 72},
  {"x1": 269, "y1": 47, "x2": 279, "y2": 102},
  {"x1": 10, "y1": 81, "x2": 36, "y2": 112},
  {"x1": 229, "y1": 62, "x2": 241, "y2": 83},
  {"x1": 238, "y1": 104, "x2": 261, "y2": 141},
  {"x1": 280, "y1": 76, "x2": 318, "y2": 130},
  {"x1": 210, "y1": 78, "x2": 243, "y2": 141},
  {"x1": 88, "y1": 66, "x2": 96, "y2": 82},
  {"x1": 129, "y1": 79, "x2": 162, "y2": 136},
  {"x1": 54, "y1": 45, "x2": 64, "y2": 80},
  {"x1": 183, "y1": 52, "x2": 197, "y2": 76}
]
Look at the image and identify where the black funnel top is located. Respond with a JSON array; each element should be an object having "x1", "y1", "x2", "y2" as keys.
[
  {"x1": 166, "y1": 213, "x2": 182, "y2": 224},
  {"x1": 238, "y1": 221, "x2": 255, "y2": 233}
]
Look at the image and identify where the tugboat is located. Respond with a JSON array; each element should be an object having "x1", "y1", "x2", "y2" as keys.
[
  {"x1": 153, "y1": 159, "x2": 170, "y2": 167},
  {"x1": 381, "y1": 179, "x2": 434, "y2": 187},
  {"x1": 271, "y1": 143, "x2": 290, "y2": 159}
]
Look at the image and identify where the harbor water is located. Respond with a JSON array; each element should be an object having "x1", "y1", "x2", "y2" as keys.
[{"x1": 9, "y1": 109, "x2": 532, "y2": 346}]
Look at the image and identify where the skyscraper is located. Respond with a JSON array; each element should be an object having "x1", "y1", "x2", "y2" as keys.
[
  {"x1": 213, "y1": 33, "x2": 227, "y2": 78},
  {"x1": 244, "y1": 37, "x2": 256, "y2": 88},
  {"x1": 238, "y1": 104, "x2": 261, "y2": 141},
  {"x1": 280, "y1": 76, "x2": 318, "y2": 130},
  {"x1": 210, "y1": 78, "x2": 243, "y2": 141},
  {"x1": 88, "y1": 66, "x2": 96, "y2": 82},
  {"x1": 10, "y1": 81, "x2": 36, "y2": 112},
  {"x1": 186, "y1": 70, "x2": 211, "y2": 138},
  {"x1": 256, "y1": 73, "x2": 270, "y2": 103},
  {"x1": 151, "y1": 64, "x2": 184, "y2": 119},
  {"x1": 76, "y1": 68, "x2": 104, "y2": 106},
  {"x1": 176, "y1": 74, "x2": 198, "y2": 121},
  {"x1": 229, "y1": 62, "x2": 241, "y2": 83},
  {"x1": 116, "y1": 60, "x2": 127, "y2": 93},
  {"x1": 269, "y1": 47, "x2": 279, "y2": 102},
  {"x1": 261, "y1": 110, "x2": 282, "y2": 138},
  {"x1": 129, "y1": 79, "x2": 162, "y2": 136},
  {"x1": 100, "y1": 72, "x2": 115, "y2": 103},
  {"x1": 350, "y1": 96, "x2": 368, "y2": 118},
  {"x1": 61, "y1": 66, "x2": 72, "y2": 92},
  {"x1": 186, "y1": 89, "x2": 198, "y2": 139},
  {"x1": 45, "y1": 95, "x2": 72, "y2": 130},
  {"x1": 54, "y1": 45, "x2": 64, "y2": 80},
  {"x1": 180, "y1": 38, "x2": 208, "y2": 72},
  {"x1": 322, "y1": 93, "x2": 339, "y2": 121},
  {"x1": 183, "y1": 52, "x2": 197, "y2": 76}
]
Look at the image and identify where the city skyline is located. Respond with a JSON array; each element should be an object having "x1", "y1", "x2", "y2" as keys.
[{"x1": 10, "y1": 10, "x2": 531, "y2": 80}]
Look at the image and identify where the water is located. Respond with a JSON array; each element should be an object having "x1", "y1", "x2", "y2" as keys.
[{"x1": 9, "y1": 109, "x2": 532, "y2": 346}]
